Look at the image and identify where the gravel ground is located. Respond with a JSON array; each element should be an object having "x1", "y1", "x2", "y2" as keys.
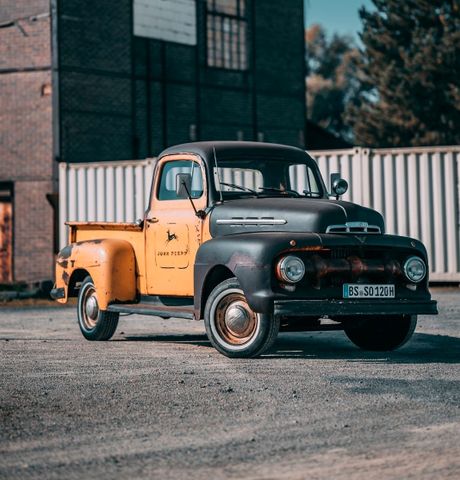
[{"x1": 1, "y1": 289, "x2": 459, "y2": 480}]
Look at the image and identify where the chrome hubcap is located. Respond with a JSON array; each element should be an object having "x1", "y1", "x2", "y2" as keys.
[
  {"x1": 225, "y1": 302, "x2": 252, "y2": 337},
  {"x1": 214, "y1": 291, "x2": 259, "y2": 346},
  {"x1": 85, "y1": 294, "x2": 99, "y2": 321},
  {"x1": 80, "y1": 284, "x2": 99, "y2": 330}
]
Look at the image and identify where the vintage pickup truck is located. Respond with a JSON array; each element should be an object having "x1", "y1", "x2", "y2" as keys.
[{"x1": 52, "y1": 141, "x2": 437, "y2": 357}]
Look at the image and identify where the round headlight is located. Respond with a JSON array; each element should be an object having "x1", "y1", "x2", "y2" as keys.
[
  {"x1": 277, "y1": 255, "x2": 305, "y2": 283},
  {"x1": 332, "y1": 178, "x2": 349, "y2": 196},
  {"x1": 403, "y1": 256, "x2": 426, "y2": 283}
]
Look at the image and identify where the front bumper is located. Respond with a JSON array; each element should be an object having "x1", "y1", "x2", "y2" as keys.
[{"x1": 274, "y1": 299, "x2": 438, "y2": 317}]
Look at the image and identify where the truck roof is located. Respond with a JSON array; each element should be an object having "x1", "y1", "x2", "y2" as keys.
[{"x1": 159, "y1": 141, "x2": 309, "y2": 163}]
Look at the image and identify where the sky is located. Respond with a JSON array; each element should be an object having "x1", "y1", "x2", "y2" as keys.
[{"x1": 304, "y1": 0, "x2": 375, "y2": 43}]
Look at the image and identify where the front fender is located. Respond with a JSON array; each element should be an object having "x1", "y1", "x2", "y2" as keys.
[
  {"x1": 194, "y1": 233, "x2": 308, "y2": 316},
  {"x1": 54, "y1": 239, "x2": 137, "y2": 310}
]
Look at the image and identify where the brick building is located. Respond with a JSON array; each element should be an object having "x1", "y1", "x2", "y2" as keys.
[
  {"x1": 0, "y1": 0, "x2": 56, "y2": 285},
  {"x1": 0, "y1": 0, "x2": 306, "y2": 284}
]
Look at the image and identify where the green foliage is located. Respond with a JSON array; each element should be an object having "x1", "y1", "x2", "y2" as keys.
[
  {"x1": 346, "y1": 0, "x2": 460, "y2": 147},
  {"x1": 306, "y1": 24, "x2": 359, "y2": 142}
]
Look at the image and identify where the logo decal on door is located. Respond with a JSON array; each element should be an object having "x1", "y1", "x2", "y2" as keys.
[
  {"x1": 165, "y1": 229, "x2": 178, "y2": 245},
  {"x1": 156, "y1": 224, "x2": 190, "y2": 268}
]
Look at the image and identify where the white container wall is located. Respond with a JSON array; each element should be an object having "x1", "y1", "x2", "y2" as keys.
[
  {"x1": 59, "y1": 146, "x2": 460, "y2": 281},
  {"x1": 312, "y1": 146, "x2": 460, "y2": 282},
  {"x1": 59, "y1": 159, "x2": 155, "y2": 249}
]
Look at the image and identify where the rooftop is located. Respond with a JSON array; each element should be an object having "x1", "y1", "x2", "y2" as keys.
[{"x1": 160, "y1": 141, "x2": 309, "y2": 162}]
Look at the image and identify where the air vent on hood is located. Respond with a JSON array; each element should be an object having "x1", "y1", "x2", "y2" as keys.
[{"x1": 326, "y1": 222, "x2": 381, "y2": 234}]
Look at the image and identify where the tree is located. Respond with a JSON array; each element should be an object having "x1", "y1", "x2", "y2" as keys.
[
  {"x1": 305, "y1": 24, "x2": 360, "y2": 142},
  {"x1": 346, "y1": 0, "x2": 460, "y2": 147}
]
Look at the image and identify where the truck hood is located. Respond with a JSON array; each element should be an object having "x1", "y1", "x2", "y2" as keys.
[{"x1": 209, "y1": 197, "x2": 385, "y2": 237}]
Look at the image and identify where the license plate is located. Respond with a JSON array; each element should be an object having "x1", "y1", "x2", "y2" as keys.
[{"x1": 343, "y1": 284, "x2": 395, "y2": 298}]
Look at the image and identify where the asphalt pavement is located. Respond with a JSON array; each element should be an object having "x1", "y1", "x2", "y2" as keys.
[{"x1": 1, "y1": 289, "x2": 459, "y2": 479}]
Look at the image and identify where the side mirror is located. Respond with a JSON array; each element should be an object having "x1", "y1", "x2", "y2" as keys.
[
  {"x1": 330, "y1": 173, "x2": 348, "y2": 199},
  {"x1": 176, "y1": 173, "x2": 192, "y2": 199}
]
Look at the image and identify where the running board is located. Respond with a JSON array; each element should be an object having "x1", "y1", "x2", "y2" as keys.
[{"x1": 107, "y1": 302, "x2": 195, "y2": 319}]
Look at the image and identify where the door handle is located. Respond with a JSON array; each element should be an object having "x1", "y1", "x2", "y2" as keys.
[{"x1": 146, "y1": 217, "x2": 159, "y2": 224}]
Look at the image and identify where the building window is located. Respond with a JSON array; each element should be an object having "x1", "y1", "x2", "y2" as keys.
[{"x1": 206, "y1": 0, "x2": 248, "y2": 70}]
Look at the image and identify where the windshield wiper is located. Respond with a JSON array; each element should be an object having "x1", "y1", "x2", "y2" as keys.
[
  {"x1": 258, "y1": 187, "x2": 301, "y2": 197},
  {"x1": 219, "y1": 182, "x2": 258, "y2": 195}
]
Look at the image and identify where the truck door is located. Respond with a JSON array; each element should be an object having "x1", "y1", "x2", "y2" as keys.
[{"x1": 145, "y1": 155, "x2": 207, "y2": 296}]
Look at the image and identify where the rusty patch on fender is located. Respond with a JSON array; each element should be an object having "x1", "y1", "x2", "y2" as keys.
[
  {"x1": 58, "y1": 239, "x2": 105, "y2": 262},
  {"x1": 280, "y1": 246, "x2": 330, "y2": 255},
  {"x1": 62, "y1": 270, "x2": 70, "y2": 285},
  {"x1": 59, "y1": 245, "x2": 73, "y2": 260},
  {"x1": 57, "y1": 259, "x2": 68, "y2": 269},
  {"x1": 228, "y1": 252, "x2": 261, "y2": 271},
  {"x1": 74, "y1": 239, "x2": 103, "y2": 247}
]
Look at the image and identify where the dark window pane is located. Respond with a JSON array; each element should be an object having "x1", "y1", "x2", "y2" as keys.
[
  {"x1": 206, "y1": 0, "x2": 248, "y2": 71},
  {"x1": 214, "y1": 0, "x2": 237, "y2": 15}
]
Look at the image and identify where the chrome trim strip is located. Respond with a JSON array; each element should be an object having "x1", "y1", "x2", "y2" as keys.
[{"x1": 216, "y1": 219, "x2": 287, "y2": 225}]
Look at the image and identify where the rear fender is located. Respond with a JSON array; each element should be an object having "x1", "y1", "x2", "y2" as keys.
[{"x1": 54, "y1": 239, "x2": 137, "y2": 309}]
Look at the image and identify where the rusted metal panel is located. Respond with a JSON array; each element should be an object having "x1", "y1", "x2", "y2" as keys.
[{"x1": 0, "y1": 188, "x2": 13, "y2": 283}]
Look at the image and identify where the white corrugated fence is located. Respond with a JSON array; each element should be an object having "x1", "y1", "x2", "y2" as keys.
[
  {"x1": 313, "y1": 146, "x2": 460, "y2": 281},
  {"x1": 59, "y1": 159, "x2": 155, "y2": 249},
  {"x1": 59, "y1": 146, "x2": 460, "y2": 282}
]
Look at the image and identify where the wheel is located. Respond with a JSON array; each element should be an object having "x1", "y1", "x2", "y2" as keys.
[
  {"x1": 77, "y1": 276, "x2": 119, "y2": 341},
  {"x1": 204, "y1": 278, "x2": 279, "y2": 358},
  {"x1": 344, "y1": 315, "x2": 417, "y2": 351}
]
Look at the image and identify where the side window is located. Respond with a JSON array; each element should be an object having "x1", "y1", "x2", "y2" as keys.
[
  {"x1": 288, "y1": 164, "x2": 321, "y2": 196},
  {"x1": 157, "y1": 160, "x2": 204, "y2": 201}
]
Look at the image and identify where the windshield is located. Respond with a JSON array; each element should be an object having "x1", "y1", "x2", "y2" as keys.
[{"x1": 213, "y1": 156, "x2": 324, "y2": 199}]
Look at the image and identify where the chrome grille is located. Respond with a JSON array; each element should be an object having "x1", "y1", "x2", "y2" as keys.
[{"x1": 326, "y1": 222, "x2": 381, "y2": 234}]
